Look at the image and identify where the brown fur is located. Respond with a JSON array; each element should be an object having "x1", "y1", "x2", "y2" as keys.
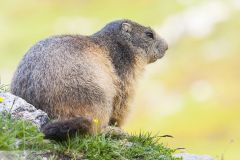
[{"x1": 11, "y1": 19, "x2": 168, "y2": 141}]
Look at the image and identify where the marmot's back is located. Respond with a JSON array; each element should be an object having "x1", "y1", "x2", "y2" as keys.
[{"x1": 11, "y1": 35, "x2": 116, "y2": 118}]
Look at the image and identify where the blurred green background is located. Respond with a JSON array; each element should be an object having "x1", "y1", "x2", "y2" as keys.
[{"x1": 0, "y1": 0, "x2": 239, "y2": 159}]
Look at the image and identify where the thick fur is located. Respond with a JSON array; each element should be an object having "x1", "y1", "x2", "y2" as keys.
[{"x1": 11, "y1": 19, "x2": 168, "y2": 141}]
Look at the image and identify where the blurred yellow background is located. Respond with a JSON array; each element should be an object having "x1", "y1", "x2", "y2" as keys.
[{"x1": 0, "y1": 0, "x2": 239, "y2": 159}]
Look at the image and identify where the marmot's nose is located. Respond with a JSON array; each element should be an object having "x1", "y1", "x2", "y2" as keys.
[
  {"x1": 158, "y1": 37, "x2": 168, "y2": 51},
  {"x1": 165, "y1": 43, "x2": 168, "y2": 51},
  {"x1": 162, "y1": 39, "x2": 168, "y2": 51}
]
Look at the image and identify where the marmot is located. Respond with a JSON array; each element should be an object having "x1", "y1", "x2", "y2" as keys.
[{"x1": 11, "y1": 19, "x2": 168, "y2": 141}]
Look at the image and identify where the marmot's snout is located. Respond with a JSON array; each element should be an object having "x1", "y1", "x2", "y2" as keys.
[
  {"x1": 151, "y1": 38, "x2": 168, "y2": 63},
  {"x1": 159, "y1": 38, "x2": 168, "y2": 53},
  {"x1": 149, "y1": 37, "x2": 168, "y2": 63}
]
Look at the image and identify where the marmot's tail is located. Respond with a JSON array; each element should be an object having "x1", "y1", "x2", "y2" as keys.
[{"x1": 41, "y1": 117, "x2": 93, "y2": 141}]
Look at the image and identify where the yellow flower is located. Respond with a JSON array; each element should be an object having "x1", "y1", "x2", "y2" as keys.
[
  {"x1": 0, "y1": 97, "x2": 4, "y2": 103},
  {"x1": 93, "y1": 118, "x2": 99, "y2": 125}
]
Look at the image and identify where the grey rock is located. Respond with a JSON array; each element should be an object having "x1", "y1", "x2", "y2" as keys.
[
  {"x1": 174, "y1": 153, "x2": 214, "y2": 160},
  {"x1": 0, "y1": 151, "x2": 29, "y2": 160},
  {"x1": 0, "y1": 92, "x2": 49, "y2": 128},
  {"x1": 101, "y1": 126, "x2": 128, "y2": 137},
  {"x1": 0, "y1": 151, "x2": 73, "y2": 160}
]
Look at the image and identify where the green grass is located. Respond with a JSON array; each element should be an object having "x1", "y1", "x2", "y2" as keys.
[
  {"x1": 0, "y1": 113, "x2": 180, "y2": 160},
  {"x1": 0, "y1": 113, "x2": 49, "y2": 151},
  {"x1": 0, "y1": 84, "x2": 180, "y2": 160}
]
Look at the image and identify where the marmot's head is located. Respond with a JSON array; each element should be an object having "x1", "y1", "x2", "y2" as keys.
[{"x1": 100, "y1": 19, "x2": 168, "y2": 64}]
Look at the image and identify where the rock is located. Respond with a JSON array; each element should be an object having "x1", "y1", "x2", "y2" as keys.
[
  {"x1": 101, "y1": 126, "x2": 129, "y2": 138},
  {"x1": 0, "y1": 151, "x2": 29, "y2": 160},
  {"x1": 174, "y1": 153, "x2": 214, "y2": 160},
  {"x1": 0, "y1": 92, "x2": 49, "y2": 128},
  {"x1": 0, "y1": 151, "x2": 73, "y2": 160}
]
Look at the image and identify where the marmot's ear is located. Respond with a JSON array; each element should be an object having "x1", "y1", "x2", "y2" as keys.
[{"x1": 121, "y1": 23, "x2": 132, "y2": 33}]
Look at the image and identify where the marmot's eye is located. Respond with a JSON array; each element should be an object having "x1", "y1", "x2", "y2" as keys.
[{"x1": 145, "y1": 31, "x2": 154, "y2": 39}]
